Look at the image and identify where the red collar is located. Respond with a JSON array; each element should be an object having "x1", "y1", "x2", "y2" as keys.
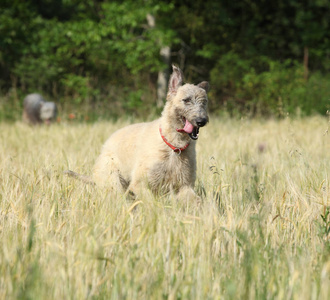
[{"x1": 159, "y1": 127, "x2": 190, "y2": 154}]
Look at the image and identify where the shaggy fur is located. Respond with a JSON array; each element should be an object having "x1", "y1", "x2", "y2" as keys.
[
  {"x1": 23, "y1": 93, "x2": 57, "y2": 125},
  {"x1": 92, "y1": 65, "x2": 210, "y2": 200}
]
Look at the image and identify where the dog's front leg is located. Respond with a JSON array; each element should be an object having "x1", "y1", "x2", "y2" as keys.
[
  {"x1": 176, "y1": 186, "x2": 201, "y2": 203},
  {"x1": 125, "y1": 179, "x2": 149, "y2": 200}
]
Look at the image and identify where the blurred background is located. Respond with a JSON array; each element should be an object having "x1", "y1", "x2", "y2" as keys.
[{"x1": 0, "y1": 0, "x2": 329, "y2": 121}]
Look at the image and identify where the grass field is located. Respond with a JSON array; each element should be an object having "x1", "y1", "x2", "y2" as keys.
[{"x1": 0, "y1": 116, "x2": 329, "y2": 299}]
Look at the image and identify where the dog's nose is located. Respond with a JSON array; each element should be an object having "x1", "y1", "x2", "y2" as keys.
[{"x1": 196, "y1": 118, "x2": 207, "y2": 127}]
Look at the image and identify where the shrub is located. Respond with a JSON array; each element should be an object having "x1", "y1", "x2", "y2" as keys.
[{"x1": 210, "y1": 52, "x2": 330, "y2": 116}]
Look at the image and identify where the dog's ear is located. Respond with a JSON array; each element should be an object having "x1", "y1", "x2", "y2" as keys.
[
  {"x1": 198, "y1": 81, "x2": 210, "y2": 93},
  {"x1": 167, "y1": 65, "x2": 183, "y2": 99}
]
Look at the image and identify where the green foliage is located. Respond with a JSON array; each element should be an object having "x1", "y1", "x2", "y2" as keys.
[
  {"x1": 0, "y1": 0, "x2": 329, "y2": 118},
  {"x1": 210, "y1": 53, "x2": 330, "y2": 116},
  {"x1": 0, "y1": 1, "x2": 175, "y2": 102},
  {"x1": 60, "y1": 74, "x2": 95, "y2": 104}
]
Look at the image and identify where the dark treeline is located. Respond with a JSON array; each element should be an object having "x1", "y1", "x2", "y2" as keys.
[{"x1": 0, "y1": 0, "x2": 329, "y2": 120}]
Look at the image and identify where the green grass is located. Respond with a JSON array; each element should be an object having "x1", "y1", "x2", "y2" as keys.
[{"x1": 0, "y1": 116, "x2": 329, "y2": 299}]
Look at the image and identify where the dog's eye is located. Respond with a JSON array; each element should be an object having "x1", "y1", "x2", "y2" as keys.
[{"x1": 182, "y1": 97, "x2": 191, "y2": 103}]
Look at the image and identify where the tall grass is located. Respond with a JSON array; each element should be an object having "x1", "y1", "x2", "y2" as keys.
[{"x1": 0, "y1": 116, "x2": 329, "y2": 299}]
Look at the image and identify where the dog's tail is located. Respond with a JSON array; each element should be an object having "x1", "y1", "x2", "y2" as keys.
[{"x1": 64, "y1": 170, "x2": 95, "y2": 185}]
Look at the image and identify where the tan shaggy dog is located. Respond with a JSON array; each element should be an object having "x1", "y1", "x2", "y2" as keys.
[{"x1": 67, "y1": 65, "x2": 209, "y2": 200}]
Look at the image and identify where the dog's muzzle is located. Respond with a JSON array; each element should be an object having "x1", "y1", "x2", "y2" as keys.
[{"x1": 177, "y1": 116, "x2": 208, "y2": 140}]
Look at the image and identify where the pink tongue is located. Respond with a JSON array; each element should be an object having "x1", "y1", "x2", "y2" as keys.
[{"x1": 182, "y1": 119, "x2": 194, "y2": 134}]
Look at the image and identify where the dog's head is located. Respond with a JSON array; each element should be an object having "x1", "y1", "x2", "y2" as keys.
[
  {"x1": 40, "y1": 102, "x2": 57, "y2": 125},
  {"x1": 166, "y1": 65, "x2": 210, "y2": 140}
]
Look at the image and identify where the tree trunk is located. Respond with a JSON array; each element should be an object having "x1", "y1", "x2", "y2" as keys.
[
  {"x1": 157, "y1": 46, "x2": 170, "y2": 107},
  {"x1": 146, "y1": 14, "x2": 171, "y2": 107},
  {"x1": 303, "y1": 46, "x2": 309, "y2": 81}
]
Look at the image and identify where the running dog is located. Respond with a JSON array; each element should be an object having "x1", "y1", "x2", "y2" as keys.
[{"x1": 67, "y1": 65, "x2": 209, "y2": 201}]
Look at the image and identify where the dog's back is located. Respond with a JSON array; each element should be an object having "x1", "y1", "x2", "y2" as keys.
[
  {"x1": 92, "y1": 120, "x2": 164, "y2": 191},
  {"x1": 23, "y1": 93, "x2": 44, "y2": 124}
]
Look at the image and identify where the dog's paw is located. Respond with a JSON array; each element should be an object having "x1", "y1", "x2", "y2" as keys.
[{"x1": 177, "y1": 186, "x2": 202, "y2": 204}]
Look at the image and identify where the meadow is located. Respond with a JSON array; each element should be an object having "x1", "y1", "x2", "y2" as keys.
[{"x1": 0, "y1": 116, "x2": 329, "y2": 299}]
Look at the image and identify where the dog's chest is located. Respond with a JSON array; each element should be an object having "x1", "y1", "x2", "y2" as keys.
[{"x1": 148, "y1": 151, "x2": 195, "y2": 192}]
